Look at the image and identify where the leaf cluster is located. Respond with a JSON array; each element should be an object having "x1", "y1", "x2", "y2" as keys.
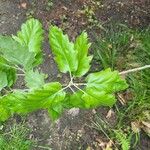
[{"x1": 0, "y1": 18, "x2": 128, "y2": 121}]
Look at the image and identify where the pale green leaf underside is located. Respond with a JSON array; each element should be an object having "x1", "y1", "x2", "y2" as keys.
[
  {"x1": 49, "y1": 26, "x2": 78, "y2": 73},
  {"x1": 12, "y1": 18, "x2": 44, "y2": 66},
  {"x1": 12, "y1": 18, "x2": 43, "y2": 53},
  {"x1": 25, "y1": 70, "x2": 45, "y2": 89},
  {"x1": 0, "y1": 82, "x2": 65, "y2": 121},
  {"x1": 0, "y1": 35, "x2": 35, "y2": 70}
]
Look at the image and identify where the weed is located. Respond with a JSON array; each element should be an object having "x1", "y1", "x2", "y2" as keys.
[
  {"x1": 92, "y1": 25, "x2": 150, "y2": 149},
  {"x1": 81, "y1": 1, "x2": 105, "y2": 30},
  {"x1": 114, "y1": 130, "x2": 131, "y2": 150},
  {"x1": 93, "y1": 24, "x2": 132, "y2": 70},
  {"x1": 0, "y1": 122, "x2": 33, "y2": 150},
  {"x1": 90, "y1": 115, "x2": 132, "y2": 150},
  {"x1": 117, "y1": 27, "x2": 150, "y2": 129}
]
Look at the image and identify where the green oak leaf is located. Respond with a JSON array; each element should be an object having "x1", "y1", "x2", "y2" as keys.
[
  {"x1": 25, "y1": 70, "x2": 45, "y2": 89},
  {"x1": 12, "y1": 18, "x2": 44, "y2": 65},
  {"x1": 49, "y1": 26, "x2": 78, "y2": 73},
  {"x1": 66, "y1": 69, "x2": 128, "y2": 109},
  {"x1": 0, "y1": 82, "x2": 66, "y2": 121},
  {"x1": 73, "y1": 31, "x2": 92, "y2": 77},
  {"x1": 82, "y1": 89, "x2": 116, "y2": 108},
  {"x1": 82, "y1": 68, "x2": 128, "y2": 108},
  {"x1": 0, "y1": 35, "x2": 35, "y2": 70},
  {"x1": 86, "y1": 68, "x2": 128, "y2": 93}
]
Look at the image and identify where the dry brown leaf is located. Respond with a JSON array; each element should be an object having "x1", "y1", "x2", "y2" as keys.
[
  {"x1": 131, "y1": 121, "x2": 140, "y2": 133},
  {"x1": 118, "y1": 94, "x2": 126, "y2": 105},
  {"x1": 105, "y1": 140, "x2": 113, "y2": 149},
  {"x1": 106, "y1": 109, "x2": 114, "y2": 119},
  {"x1": 141, "y1": 121, "x2": 150, "y2": 136},
  {"x1": 20, "y1": 2, "x2": 27, "y2": 9},
  {"x1": 142, "y1": 121, "x2": 150, "y2": 128}
]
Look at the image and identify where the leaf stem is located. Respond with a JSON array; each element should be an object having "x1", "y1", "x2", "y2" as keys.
[
  {"x1": 73, "y1": 84, "x2": 86, "y2": 94},
  {"x1": 11, "y1": 65, "x2": 25, "y2": 73},
  {"x1": 16, "y1": 65, "x2": 25, "y2": 73},
  {"x1": 3, "y1": 88, "x2": 10, "y2": 93},
  {"x1": 69, "y1": 86, "x2": 75, "y2": 93},
  {"x1": 13, "y1": 89, "x2": 29, "y2": 92},
  {"x1": 17, "y1": 74, "x2": 25, "y2": 76}
]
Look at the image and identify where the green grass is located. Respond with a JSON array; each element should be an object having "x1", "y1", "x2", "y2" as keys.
[
  {"x1": 0, "y1": 121, "x2": 33, "y2": 150},
  {"x1": 90, "y1": 115, "x2": 133, "y2": 150},
  {"x1": 93, "y1": 24, "x2": 132, "y2": 70},
  {"x1": 118, "y1": 27, "x2": 150, "y2": 126},
  {"x1": 92, "y1": 25, "x2": 150, "y2": 149}
]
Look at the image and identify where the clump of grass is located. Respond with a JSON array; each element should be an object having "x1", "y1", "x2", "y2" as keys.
[
  {"x1": 116, "y1": 27, "x2": 150, "y2": 149},
  {"x1": 93, "y1": 24, "x2": 132, "y2": 70},
  {"x1": 0, "y1": 122, "x2": 33, "y2": 150},
  {"x1": 114, "y1": 130, "x2": 132, "y2": 150},
  {"x1": 92, "y1": 25, "x2": 150, "y2": 149},
  {"x1": 90, "y1": 115, "x2": 133, "y2": 150},
  {"x1": 118, "y1": 27, "x2": 150, "y2": 126}
]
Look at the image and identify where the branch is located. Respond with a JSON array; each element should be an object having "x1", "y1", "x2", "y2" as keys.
[{"x1": 119, "y1": 65, "x2": 150, "y2": 75}]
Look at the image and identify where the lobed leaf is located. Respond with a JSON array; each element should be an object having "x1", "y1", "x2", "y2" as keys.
[
  {"x1": 67, "y1": 68, "x2": 128, "y2": 109},
  {"x1": 73, "y1": 31, "x2": 92, "y2": 77},
  {"x1": 0, "y1": 20, "x2": 129, "y2": 122},
  {"x1": 0, "y1": 35, "x2": 35, "y2": 70},
  {"x1": 83, "y1": 68, "x2": 128, "y2": 108},
  {"x1": 49, "y1": 26, "x2": 78, "y2": 73},
  {"x1": 0, "y1": 82, "x2": 66, "y2": 121},
  {"x1": 13, "y1": 18, "x2": 44, "y2": 65},
  {"x1": 86, "y1": 68, "x2": 128, "y2": 93}
]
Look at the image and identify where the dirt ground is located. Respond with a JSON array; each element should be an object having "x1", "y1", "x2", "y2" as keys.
[{"x1": 0, "y1": 0, "x2": 150, "y2": 150}]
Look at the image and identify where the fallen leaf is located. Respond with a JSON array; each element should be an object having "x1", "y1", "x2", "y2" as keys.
[
  {"x1": 131, "y1": 121, "x2": 140, "y2": 133},
  {"x1": 142, "y1": 121, "x2": 150, "y2": 136},
  {"x1": 105, "y1": 140, "x2": 113, "y2": 149},
  {"x1": 20, "y1": 2, "x2": 27, "y2": 9},
  {"x1": 142, "y1": 121, "x2": 150, "y2": 128},
  {"x1": 106, "y1": 109, "x2": 114, "y2": 119},
  {"x1": 118, "y1": 94, "x2": 126, "y2": 105}
]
